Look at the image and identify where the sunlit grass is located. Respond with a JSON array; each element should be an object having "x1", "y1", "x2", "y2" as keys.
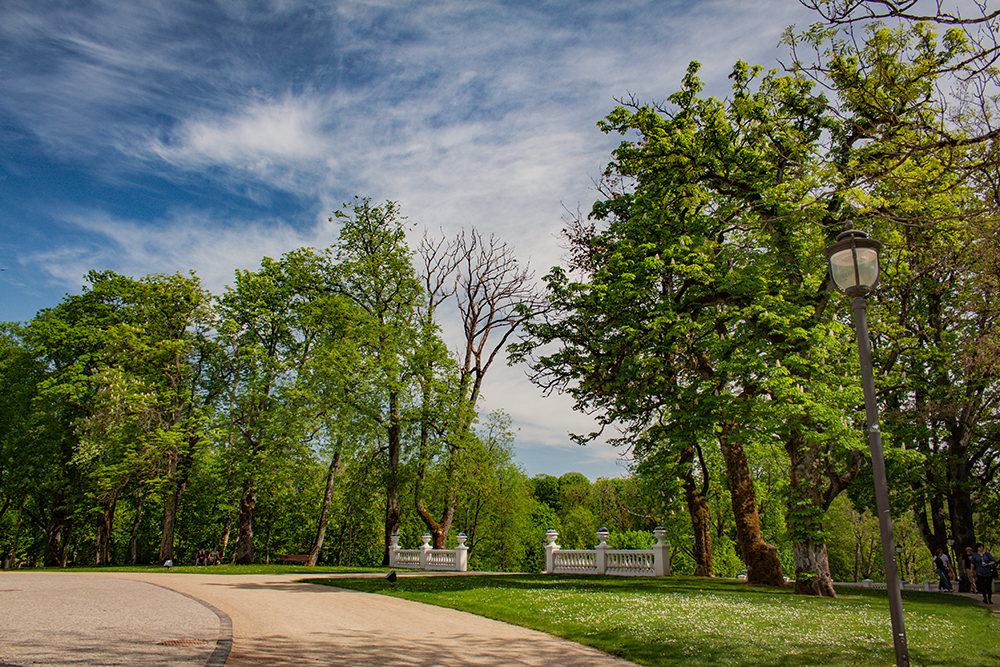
[{"x1": 311, "y1": 574, "x2": 1000, "y2": 667}]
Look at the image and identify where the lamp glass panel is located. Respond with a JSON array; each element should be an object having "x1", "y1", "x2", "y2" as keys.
[
  {"x1": 829, "y1": 248, "x2": 860, "y2": 290},
  {"x1": 854, "y1": 247, "x2": 879, "y2": 288}
]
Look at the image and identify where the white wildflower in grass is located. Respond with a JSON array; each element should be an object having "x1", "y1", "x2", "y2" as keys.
[{"x1": 321, "y1": 575, "x2": 996, "y2": 667}]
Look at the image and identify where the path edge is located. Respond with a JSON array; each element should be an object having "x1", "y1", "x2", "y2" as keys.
[{"x1": 142, "y1": 580, "x2": 233, "y2": 667}]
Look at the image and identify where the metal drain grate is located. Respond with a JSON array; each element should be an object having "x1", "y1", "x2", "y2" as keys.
[{"x1": 157, "y1": 639, "x2": 211, "y2": 647}]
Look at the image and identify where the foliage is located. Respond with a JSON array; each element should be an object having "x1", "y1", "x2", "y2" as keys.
[
  {"x1": 0, "y1": 203, "x2": 548, "y2": 569},
  {"x1": 606, "y1": 530, "x2": 654, "y2": 550},
  {"x1": 5, "y1": 2, "x2": 1000, "y2": 583}
]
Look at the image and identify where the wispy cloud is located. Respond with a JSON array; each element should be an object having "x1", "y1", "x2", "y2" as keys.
[
  {"x1": 2, "y1": 0, "x2": 819, "y2": 477},
  {"x1": 150, "y1": 95, "x2": 336, "y2": 169},
  {"x1": 27, "y1": 209, "x2": 338, "y2": 296}
]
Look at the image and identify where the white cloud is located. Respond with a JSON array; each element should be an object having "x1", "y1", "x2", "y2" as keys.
[
  {"x1": 5, "y1": 0, "x2": 825, "y2": 478},
  {"x1": 479, "y1": 360, "x2": 634, "y2": 479},
  {"x1": 150, "y1": 95, "x2": 336, "y2": 169},
  {"x1": 28, "y1": 210, "x2": 338, "y2": 297}
]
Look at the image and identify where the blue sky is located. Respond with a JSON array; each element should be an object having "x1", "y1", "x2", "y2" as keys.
[{"x1": 1, "y1": 0, "x2": 816, "y2": 479}]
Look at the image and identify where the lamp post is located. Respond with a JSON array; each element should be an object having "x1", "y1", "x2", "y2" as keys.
[{"x1": 824, "y1": 228, "x2": 909, "y2": 667}]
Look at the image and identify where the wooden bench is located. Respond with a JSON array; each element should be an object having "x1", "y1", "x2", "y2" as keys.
[{"x1": 279, "y1": 554, "x2": 310, "y2": 565}]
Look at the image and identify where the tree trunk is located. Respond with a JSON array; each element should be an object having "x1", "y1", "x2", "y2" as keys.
[
  {"x1": 158, "y1": 484, "x2": 183, "y2": 564},
  {"x1": 158, "y1": 445, "x2": 189, "y2": 565},
  {"x1": 59, "y1": 523, "x2": 72, "y2": 567},
  {"x1": 946, "y1": 423, "x2": 977, "y2": 591},
  {"x1": 128, "y1": 485, "x2": 144, "y2": 565},
  {"x1": 265, "y1": 521, "x2": 272, "y2": 565},
  {"x1": 234, "y1": 481, "x2": 257, "y2": 565},
  {"x1": 9, "y1": 497, "x2": 24, "y2": 569},
  {"x1": 415, "y1": 452, "x2": 458, "y2": 549},
  {"x1": 308, "y1": 445, "x2": 342, "y2": 566},
  {"x1": 219, "y1": 518, "x2": 231, "y2": 562},
  {"x1": 44, "y1": 495, "x2": 71, "y2": 567},
  {"x1": 95, "y1": 494, "x2": 117, "y2": 567},
  {"x1": 912, "y1": 420, "x2": 950, "y2": 560},
  {"x1": 786, "y1": 426, "x2": 836, "y2": 597},
  {"x1": 337, "y1": 524, "x2": 346, "y2": 566},
  {"x1": 914, "y1": 491, "x2": 949, "y2": 560},
  {"x1": 413, "y1": 388, "x2": 460, "y2": 549},
  {"x1": 681, "y1": 446, "x2": 713, "y2": 577},
  {"x1": 718, "y1": 426, "x2": 785, "y2": 586},
  {"x1": 382, "y1": 392, "x2": 402, "y2": 566},
  {"x1": 793, "y1": 540, "x2": 836, "y2": 596}
]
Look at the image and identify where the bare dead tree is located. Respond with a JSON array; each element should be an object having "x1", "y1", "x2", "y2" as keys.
[
  {"x1": 412, "y1": 230, "x2": 464, "y2": 549},
  {"x1": 454, "y1": 229, "x2": 544, "y2": 420},
  {"x1": 412, "y1": 228, "x2": 544, "y2": 548}
]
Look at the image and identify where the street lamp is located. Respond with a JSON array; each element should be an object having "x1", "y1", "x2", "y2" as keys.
[{"x1": 825, "y1": 228, "x2": 910, "y2": 667}]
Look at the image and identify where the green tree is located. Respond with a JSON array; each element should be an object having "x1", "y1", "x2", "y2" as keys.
[
  {"x1": 216, "y1": 252, "x2": 330, "y2": 564},
  {"x1": 561, "y1": 507, "x2": 599, "y2": 550},
  {"x1": 529, "y1": 474, "x2": 561, "y2": 514},
  {"x1": 517, "y1": 61, "x2": 851, "y2": 588},
  {"x1": 787, "y1": 9, "x2": 1000, "y2": 587},
  {"x1": 452, "y1": 411, "x2": 534, "y2": 572},
  {"x1": 9, "y1": 271, "x2": 217, "y2": 566},
  {"x1": 0, "y1": 324, "x2": 46, "y2": 565},
  {"x1": 329, "y1": 198, "x2": 424, "y2": 564},
  {"x1": 16, "y1": 275, "x2": 126, "y2": 565}
]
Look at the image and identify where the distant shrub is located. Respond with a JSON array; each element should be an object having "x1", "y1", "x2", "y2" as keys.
[{"x1": 606, "y1": 530, "x2": 654, "y2": 550}]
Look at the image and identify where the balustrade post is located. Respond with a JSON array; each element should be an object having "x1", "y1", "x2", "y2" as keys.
[
  {"x1": 596, "y1": 527, "x2": 609, "y2": 575},
  {"x1": 419, "y1": 533, "x2": 432, "y2": 570},
  {"x1": 389, "y1": 532, "x2": 400, "y2": 568},
  {"x1": 544, "y1": 529, "x2": 560, "y2": 574},
  {"x1": 652, "y1": 526, "x2": 671, "y2": 576},
  {"x1": 455, "y1": 533, "x2": 469, "y2": 572}
]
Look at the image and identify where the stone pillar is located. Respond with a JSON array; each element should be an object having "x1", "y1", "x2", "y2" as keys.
[
  {"x1": 653, "y1": 526, "x2": 671, "y2": 577},
  {"x1": 389, "y1": 532, "x2": 400, "y2": 568},
  {"x1": 419, "y1": 533, "x2": 432, "y2": 570},
  {"x1": 455, "y1": 533, "x2": 469, "y2": 572},
  {"x1": 596, "y1": 527, "x2": 609, "y2": 575},
  {"x1": 544, "y1": 530, "x2": 560, "y2": 574}
]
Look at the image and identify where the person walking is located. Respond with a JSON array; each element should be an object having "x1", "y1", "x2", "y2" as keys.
[
  {"x1": 941, "y1": 548, "x2": 954, "y2": 583},
  {"x1": 934, "y1": 549, "x2": 953, "y2": 591},
  {"x1": 970, "y1": 543, "x2": 996, "y2": 604},
  {"x1": 963, "y1": 546, "x2": 978, "y2": 594}
]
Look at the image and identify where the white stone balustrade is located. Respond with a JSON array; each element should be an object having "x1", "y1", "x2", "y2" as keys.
[
  {"x1": 388, "y1": 532, "x2": 469, "y2": 572},
  {"x1": 545, "y1": 528, "x2": 672, "y2": 577}
]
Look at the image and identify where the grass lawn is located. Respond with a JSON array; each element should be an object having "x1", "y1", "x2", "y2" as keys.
[{"x1": 309, "y1": 574, "x2": 999, "y2": 667}]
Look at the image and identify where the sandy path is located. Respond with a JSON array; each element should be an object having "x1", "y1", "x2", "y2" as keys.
[{"x1": 2, "y1": 571, "x2": 639, "y2": 667}]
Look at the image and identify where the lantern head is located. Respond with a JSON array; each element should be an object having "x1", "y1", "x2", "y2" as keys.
[{"x1": 824, "y1": 229, "x2": 882, "y2": 297}]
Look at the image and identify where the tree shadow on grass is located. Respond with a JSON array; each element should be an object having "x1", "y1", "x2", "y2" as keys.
[
  {"x1": 224, "y1": 630, "x2": 633, "y2": 666},
  {"x1": 298, "y1": 575, "x2": 998, "y2": 667}
]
